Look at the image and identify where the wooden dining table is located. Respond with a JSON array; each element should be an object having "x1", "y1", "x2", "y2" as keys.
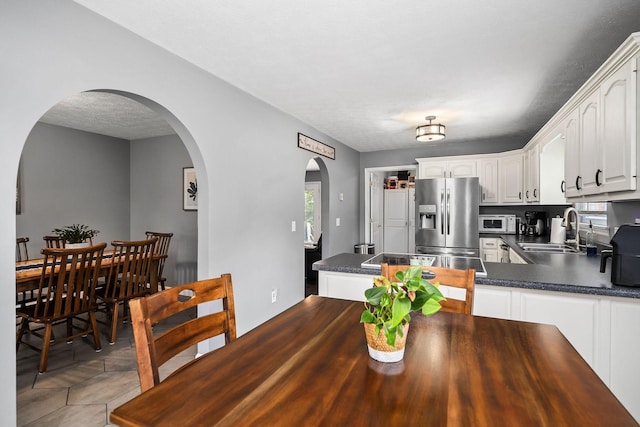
[
  {"x1": 110, "y1": 295, "x2": 637, "y2": 426},
  {"x1": 15, "y1": 250, "x2": 161, "y2": 295}
]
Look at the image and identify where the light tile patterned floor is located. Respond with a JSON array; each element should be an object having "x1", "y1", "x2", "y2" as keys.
[{"x1": 16, "y1": 307, "x2": 196, "y2": 427}]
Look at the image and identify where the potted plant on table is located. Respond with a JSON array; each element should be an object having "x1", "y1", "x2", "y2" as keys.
[
  {"x1": 360, "y1": 266, "x2": 444, "y2": 363},
  {"x1": 52, "y1": 224, "x2": 99, "y2": 248}
]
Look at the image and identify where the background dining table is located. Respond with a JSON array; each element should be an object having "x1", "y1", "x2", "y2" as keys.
[
  {"x1": 110, "y1": 295, "x2": 638, "y2": 426},
  {"x1": 15, "y1": 249, "x2": 161, "y2": 294}
]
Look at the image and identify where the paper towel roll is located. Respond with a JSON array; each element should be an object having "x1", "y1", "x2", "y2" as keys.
[{"x1": 550, "y1": 217, "x2": 566, "y2": 244}]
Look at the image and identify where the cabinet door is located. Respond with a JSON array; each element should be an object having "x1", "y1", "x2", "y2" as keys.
[
  {"x1": 525, "y1": 145, "x2": 539, "y2": 203},
  {"x1": 419, "y1": 161, "x2": 447, "y2": 178},
  {"x1": 564, "y1": 109, "x2": 580, "y2": 197},
  {"x1": 479, "y1": 158, "x2": 499, "y2": 204},
  {"x1": 448, "y1": 160, "x2": 477, "y2": 178},
  {"x1": 472, "y1": 286, "x2": 512, "y2": 319},
  {"x1": 408, "y1": 188, "x2": 415, "y2": 252},
  {"x1": 500, "y1": 154, "x2": 523, "y2": 204},
  {"x1": 520, "y1": 291, "x2": 599, "y2": 369},
  {"x1": 600, "y1": 58, "x2": 637, "y2": 194},
  {"x1": 579, "y1": 89, "x2": 601, "y2": 195}
]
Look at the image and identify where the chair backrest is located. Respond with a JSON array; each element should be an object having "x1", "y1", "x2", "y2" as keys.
[
  {"x1": 30, "y1": 243, "x2": 107, "y2": 320},
  {"x1": 43, "y1": 235, "x2": 65, "y2": 248},
  {"x1": 102, "y1": 238, "x2": 158, "y2": 301},
  {"x1": 129, "y1": 275, "x2": 236, "y2": 392},
  {"x1": 144, "y1": 231, "x2": 173, "y2": 279},
  {"x1": 16, "y1": 237, "x2": 29, "y2": 262},
  {"x1": 381, "y1": 263, "x2": 476, "y2": 315}
]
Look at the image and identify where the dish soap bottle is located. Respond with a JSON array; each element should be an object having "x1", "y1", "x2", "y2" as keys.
[{"x1": 585, "y1": 220, "x2": 597, "y2": 256}]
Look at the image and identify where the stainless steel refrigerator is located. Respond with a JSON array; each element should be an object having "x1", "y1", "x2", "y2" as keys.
[{"x1": 415, "y1": 177, "x2": 480, "y2": 256}]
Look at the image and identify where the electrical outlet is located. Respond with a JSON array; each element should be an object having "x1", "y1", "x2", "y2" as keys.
[{"x1": 271, "y1": 288, "x2": 277, "y2": 303}]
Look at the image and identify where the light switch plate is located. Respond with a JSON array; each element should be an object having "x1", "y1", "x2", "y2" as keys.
[{"x1": 291, "y1": 221, "x2": 296, "y2": 232}]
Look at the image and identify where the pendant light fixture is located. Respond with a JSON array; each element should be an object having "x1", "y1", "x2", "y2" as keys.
[{"x1": 416, "y1": 116, "x2": 446, "y2": 142}]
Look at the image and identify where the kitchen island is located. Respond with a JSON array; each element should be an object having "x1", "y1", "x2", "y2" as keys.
[{"x1": 312, "y1": 241, "x2": 640, "y2": 422}]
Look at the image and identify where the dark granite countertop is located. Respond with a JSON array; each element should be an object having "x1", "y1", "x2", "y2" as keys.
[{"x1": 313, "y1": 237, "x2": 640, "y2": 299}]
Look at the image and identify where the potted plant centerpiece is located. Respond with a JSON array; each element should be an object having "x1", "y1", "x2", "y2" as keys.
[
  {"x1": 52, "y1": 224, "x2": 99, "y2": 248},
  {"x1": 360, "y1": 266, "x2": 444, "y2": 362}
]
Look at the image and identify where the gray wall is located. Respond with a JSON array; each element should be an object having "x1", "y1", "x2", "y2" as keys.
[
  {"x1": 1, "y1": 2, "x2": 360, "y2": 421},
  {"x1": 130, "y1": 134, "x2": 198, "y2": 286},
  {"x1": 17, "y1": 123, "x2": 130, "y2": 254}
]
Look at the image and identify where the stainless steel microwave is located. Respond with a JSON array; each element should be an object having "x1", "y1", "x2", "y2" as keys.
[{"x1": 479, "y1": 214, "x2": 517, "y2": 234}]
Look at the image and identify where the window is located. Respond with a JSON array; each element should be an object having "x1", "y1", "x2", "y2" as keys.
[
  {"x1": 575, "y1": 202, "x2": 608, "y2": 228},
  {"x1": 304, "y1": 182, "x2": 321, "y2": 244}
]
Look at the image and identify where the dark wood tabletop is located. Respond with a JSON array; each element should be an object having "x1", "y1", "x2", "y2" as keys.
[{"x1": 110, "y1": 295, "x2": 638, "y2": 426}]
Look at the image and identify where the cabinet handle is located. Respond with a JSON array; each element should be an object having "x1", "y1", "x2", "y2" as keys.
[
  {"x1": 526, "y1": 190, "x2": 529, "y2": 199},
  {"x1": 518, "y1": 191, "x2": 522, "y2": 200},
  {"x1": 595, "y1": 169, "x2": 602, "y2": 186},
  {"x1": 561, "y1": 180, "x2": 565, "y2": 193},
  {"x1": 576, "y1": 176, "x2": 582, "y2": 190},
  {"x1": 482, "y1": 192, "x2": 485, "y2": 201},
  {"x1": 533, "y1": 188, "x2": 537, "y2": 198}
]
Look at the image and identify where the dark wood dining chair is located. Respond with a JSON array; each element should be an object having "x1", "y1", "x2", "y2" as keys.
[
  {"x1": 96, "y1": 238, "x2": 158, "y2": 344},
  {"x1": 16, "y1": 237, "x2": 29, "y2": 261},
  {"x1": 145, "y1": 231, "x2": 173, "y2": 290},
  {"x1": 43, "y1": 235, "x2": 65, "y2": 248},
  {"x1": 129, "y1": 274, "x2": 236, "y2": 392},
  {"x1": 381, "y1": 263, "x2": 476, "y2": 315},
  {"x1": 16, "y1": 243, "x2": 107, "y2": 373}
]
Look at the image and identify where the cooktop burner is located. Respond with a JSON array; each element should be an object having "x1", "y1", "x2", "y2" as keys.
[{"x1": 361, "y1": 252, "x2": 487, "y2": 277}]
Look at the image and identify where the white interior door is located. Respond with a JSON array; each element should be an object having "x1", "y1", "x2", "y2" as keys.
[
  {"x1": 383, "y1": 189, "x2": 408, "y2": 253},
  {"x1": 369, "y1": 172, "x2": 385, "y2": 254}
]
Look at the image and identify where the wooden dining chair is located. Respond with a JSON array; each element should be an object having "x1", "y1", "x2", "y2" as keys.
[
  {"x1": 129, "y1": 274, "x2": 236, "y2": 392},
  {"x1": 16, "y1": 237, "x2": 30, "y2": 262},
  {"x1": 96, "y1": 238, "x2": 158, "y2": 344},
  {"x1": 43, "y1": 235, "x2": 65, "y2": 248},
  {"x1": 145, "y1": 231, "x2": 173, "y2": 290},
  {"x1": 381, "y1": 263, "x2": 476, "y2": 315},
  {"x1": 16, "y1": 243, "x2": 107, "y2": 373}
]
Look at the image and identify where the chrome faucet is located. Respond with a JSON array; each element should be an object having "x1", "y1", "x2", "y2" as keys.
[{"x1": 562, "y1": 207, "x2": 580, "y2": 251}]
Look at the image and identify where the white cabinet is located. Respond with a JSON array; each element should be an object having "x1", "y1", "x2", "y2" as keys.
[
  {"x1": 564, "y1": 58, "x2": 637, "y2": 199},
  {"x1": 473, "y1": 285, "x2": 512, "y2": 320},
  {"x1": 480, "y1": 238, "x2": 500, "y2": 263},
  {"x1": 524, "y1": 145, "x2": 539, "y2": 203},
  {"x1": 383, "y1": 188, "x2": 415, "y2": 253},
  {"x1": 318, "y1": 271, "x2": 374, "y2": 302},
  {"x1": 499, "y1": 154, "x2": 524, "y2": 204},
  {"x1": 478, "y1": 158, "x2": 499, "y2": 204},
  {"x1": 609, "y1": 299, "x2": 640, "y2": 420},
  {"x1": 539, "y1": 134, "x2": 567, "y2": 204},
  {"x1": 508, "y1": 248, "x2": 527, "y2": 264},
  {"x1": 418, "y1": 159, "x2": 477, "y2": 179},
  {"x1": 599, "y1": 58, "x2": 637, "y2": 194}
]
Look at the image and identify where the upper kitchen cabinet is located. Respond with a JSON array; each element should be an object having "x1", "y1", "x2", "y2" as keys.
[
  {"x1": 599, "y1": 57, "x2": 637, "y2": 194},
  {"x1": 478, "y1": 157, "x2": 499, "y2": 204},
  {"x1": 524, "y1": 144, "x2": 540, "y2": 203},
  {"x1": 417, "y1": 158, "x2": 477, "y2": 179},
  {"x1": 500, "y1": 153, "x2": 524, "y2": 204},
  {"x1": 539, "y1": 133, "x2": 567, "y2": 204}
]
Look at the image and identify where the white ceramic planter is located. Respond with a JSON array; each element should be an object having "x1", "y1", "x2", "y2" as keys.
[{"x1": 363, "y1": 323, "x2": 409, "y2": 363}]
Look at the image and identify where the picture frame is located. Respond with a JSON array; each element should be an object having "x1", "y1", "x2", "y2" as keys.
[
  {"x1": 297, "y1": 133, "x2": 335, "y2": 160},
  {"x1": 183, "y1": 167, "x2": 197, "y2": 211}
]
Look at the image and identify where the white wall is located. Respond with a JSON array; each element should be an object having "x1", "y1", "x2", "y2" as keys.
[{"x1": 1, "y1": 2, "x2": 360, "y2": 422}]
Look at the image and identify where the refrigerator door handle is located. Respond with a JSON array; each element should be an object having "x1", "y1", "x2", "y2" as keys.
[
  {"x1": 440, "y1": 189, "x2": 445, "y2": 235},
  {"x1": 446, "y1": 188, "x2": 451, "y2": 235}
]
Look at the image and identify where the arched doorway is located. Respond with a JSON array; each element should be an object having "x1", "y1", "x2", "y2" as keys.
[{"x1": 304, "y1": 157, "x2": 329, "y2": 296}]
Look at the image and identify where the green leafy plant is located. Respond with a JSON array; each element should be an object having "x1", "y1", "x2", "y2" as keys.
[
  {"x1": 360, "y1": 266, "x2": 444, "y2": 347},
  {"x1": 52, "y1": 224, "x2": 99, "y2": 244}
]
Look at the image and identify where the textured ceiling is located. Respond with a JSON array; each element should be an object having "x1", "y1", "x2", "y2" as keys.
[{"x1": 55, "y1": 1, "x2": 640, "y2": 151}]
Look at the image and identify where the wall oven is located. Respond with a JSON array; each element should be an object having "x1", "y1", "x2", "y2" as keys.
[{"x1": 479, "y1": 214, "x2": 517, "y2": 234}]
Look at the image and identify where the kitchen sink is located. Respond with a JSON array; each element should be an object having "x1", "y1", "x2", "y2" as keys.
[{"x1": 517, "y1": 242, "x2": 579, "y2": 253}]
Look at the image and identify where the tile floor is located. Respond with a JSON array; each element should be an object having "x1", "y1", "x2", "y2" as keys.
[{"x1": 16, "y1": 306, "x2": 197, "y2": 427}]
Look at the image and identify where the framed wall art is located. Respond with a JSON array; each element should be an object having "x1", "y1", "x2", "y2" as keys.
[
  {"x1": 183, "y1": 167, "x2": 197, "y2": 211},
  {"x1": 297, "y1": 133, "x2": 335, "y2": 160}
]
